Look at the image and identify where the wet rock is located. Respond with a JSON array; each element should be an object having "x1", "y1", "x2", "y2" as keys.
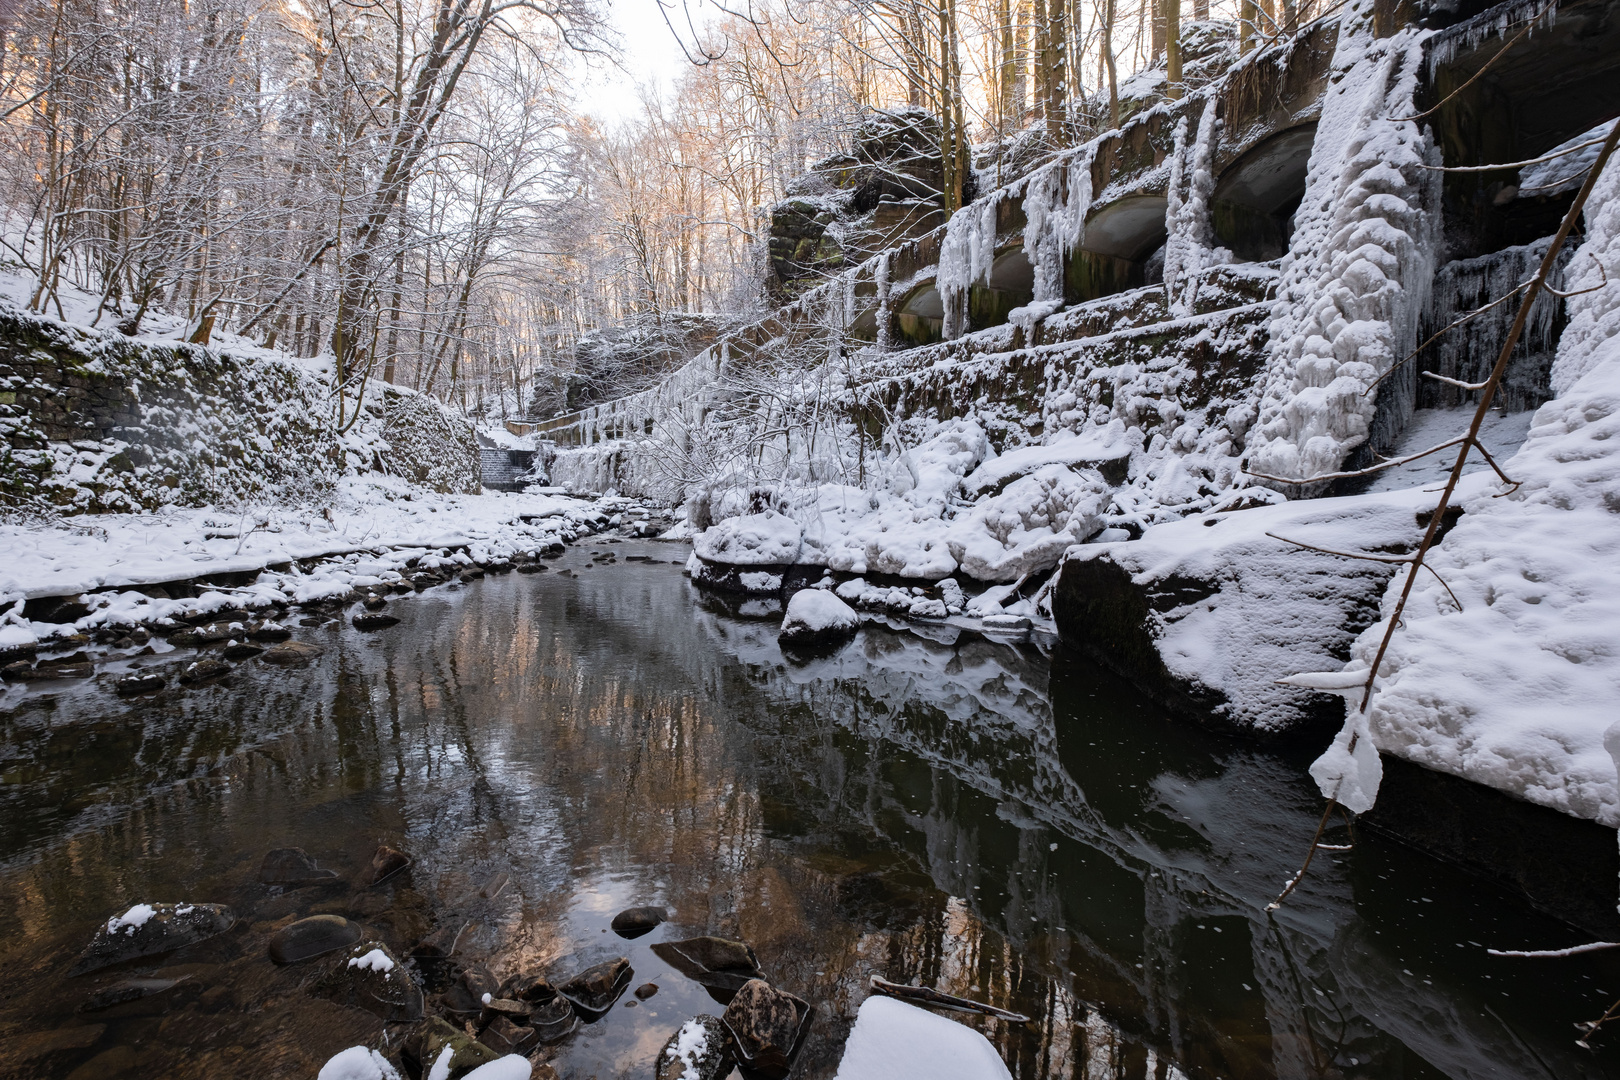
[
  {"x1": 497, "y1": 971, "x2": 556, "y2": 1004},
  {"x1": 651, "y1": 936, "x2": 762, "y2": 996},
  {"x1": 258, "y1": 847, "x2": 338, "y2": 887},
  {"x1": 167, "y1": 623, "x2": 235, "y2": 648},
  {"x1": 528, "y1": 995, "x2": 578, "y2": 1042},
  {"x1": 2, "y1": 659, "x2": 34, "y2": 680},
  {"x1": 458, "y1": 568, "x2": 485, "y2": 582},
  {"x1": 81, "y1": 975, "x2": 189, "y2": 1013},
  {"x1": 260, "y1": 640, "x2": 325, "y2": 665},
  {"x1": 635, "y1": 982, "x2": 659, "y2": 1000},
  {"x1": 515, "y1": 563, "x2": 548, "y2": 574},
  {"x1": 721, "y1": 979, "x2": 807, "y2": 1080},
  {"x1": 402, "y1": 1016, "x2": 502, "y2": 1079},
  {"x1": 222, "y1": 641, "x2": 263, "y2": 661},
  {"x1": 311, "y1": 941, "x2": 424, "y2": 1021},
  {"x1": 410, "y1": 572, "x2": 442, "y2": 590},
  {"x1": 114, "y1": 673, "x2": 165, "y2": 695},
  {"x1": 178, "y1": 657, "x2": 232, "y2": 684},
  {"x1": 362, "y1": 594, "x2": 389, "y2": 611},
  {"x1": 248, "y1": 622, "x2": 291, "y2": 642},
  {"x1": 478, "y1": 1015, "x2": 539, "y2": 1056},
  {"x1": 27, "y1": 659, "x2": 95, "y2": 680},
  {"x1": 411, "y1": 920, "x2": 467, "y2": 963},
  {"x1": 609, "y1": 905, "x2": 667, "y2": 939},
  {"x1": 267, "y1": 914, "x2": 362, "y2": 965},
  {"x1": 352, "y1": 612, "x2": 400, "y2": 631},
  {"x1": 479, "y1": 996, "x2": 530, "y2": 1025},
  {"x1": 658, "y1": 1015, "x2": 733, "y2": 1080},
  {"x1": 70, "y1": 903, "x2": 236, "y2": 976},
  {"x1": 438, "y1": 963, "x2": 498, "y2": 1019},
  {"x1": 362, "y1": 843, "x2": 411, "y2": 886},
  {"x1": 557, "y1": 957, "x2": 632, "y2": 1018}
]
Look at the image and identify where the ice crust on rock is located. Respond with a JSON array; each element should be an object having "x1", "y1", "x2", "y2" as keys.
[
  {"x1": 318, "y1": 1047, "x2": 401, "y2": 1080},
  {"x1": 1347, "y1": 148, "x2": 1620, "y2": 825},
  {"x1": 833, "y1": 995, "x2": 1012, "y2": 1080}
]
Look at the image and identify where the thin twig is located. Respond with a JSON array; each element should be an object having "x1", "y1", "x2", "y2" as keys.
[
  {"x1": 1268, "y1": 799, "x2": 1338, "y2": 912},
  {"x1": 1265, "y1": 532, "x2": 1415, "y2": 564},
  {"x1": 1247, "y1": 437, "x2": 1467, "y2": 485},
  {"x1": 1389, "y1": 0, "x2": 1559, "y2": 123},
  {"x1": 1488, "y1": 941, "x2": 1620, "y2": 958},
  {"x1": 1422, "y1": 372, "x2": 1489, "y2": 391},
  {"x1": 1417, "y1": 135, "x2": 1609, "y2": 173}
]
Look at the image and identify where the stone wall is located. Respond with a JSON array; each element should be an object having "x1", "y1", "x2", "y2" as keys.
[{"x1": 0, "y1": 301, "x2": 480, "y2": 514}]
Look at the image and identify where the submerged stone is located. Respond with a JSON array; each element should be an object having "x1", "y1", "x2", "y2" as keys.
[
  {"x1": 268, "y1": 914, "x2": 362, "y2": 965},
  {"x1": 260, "y1": 641, "x2": 325, "y2": 665},
  {"x1": 402, "y1": 1015, "x2": 502, "y2": 1079},
  {"x1": 362, "y1": 843, "x2": 411, "y2": 886},
  {"x1": 528, "y1": 995, "x2": 578, "y2": 1042},
  {"x1": 178, "y1": 657, "x2": 231, "y2": 684},
  {"x1": 258, "y1": 847, "x2": 338, "y2": 886},
  {"x1": 311, "y1": 941, "x2": 424, "y2": 1021},
  {"x1": 223, "y1": 641, "x2": 264, "y2": 660},
  {"x1": 352, "y1": 612, "x2": 400, "y2": 631},
  {"x1": 81, "y1": 975, "x2": 189, "y2": 1013},
  {"x1": 70, "y1": 903, "x2": 235, "y2": 976},
  {"x1": 114, "y1": 672, "x2": 165, "y2": 695}
]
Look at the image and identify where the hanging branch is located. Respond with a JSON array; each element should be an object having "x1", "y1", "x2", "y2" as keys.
[{"x1": 1260, "y1": 119, "x2": 1620, "y2": 915}]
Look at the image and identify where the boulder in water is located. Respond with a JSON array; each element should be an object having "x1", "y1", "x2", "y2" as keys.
[
  {"x1": 115, "y1": 673, "x2": 165, "y2": 695},
  {"x1": 635, "y1": 982, "x2": 659, "y2": 1000},
  {"x1": 178, "y1": 657, "x2": 231, "y2": 684},
  {"x1": 497, "y1": 970, "x2": 556, "y2": 1004},
  {"x1": 609, "y1": 905, "x2": 667, "y2": 938},
  {"x1": 528, "y1": 995, "x2": 578, "y2": 1042},
  {"x1": 70, "y1": 902, "x2": 235, "y2": 976},
  {"x1": 401, "y1": 1016, "x2": 502, "y2": 1079},
  {"x1": 223, "y1": 641, "x2": 264, "y2": 660},
  {"x1": 657, "y1": 1015, "x2": 733, "y2": 1080},
  {"x1": 779, "y1": 590, "x2": 858, "y2": 646},
  {"x1": 557, "y1": 957, "x2": 632, "y2": 1018},
  {"x1": 362, "y1": 843, "x2": 411, "y2": 886},
  {"x1": 832, "y1": 994, "x2": 1014, "y2": 1080},
  {"x1": 268, "y1": 914, "x2": 362, "y2": 965},
  {"x1": 312, "y1": 941, "x2": 424, "y2": 1021},
  {"x1": 478, "y1": 1015, "x2": 538, "y2": 1056},
  {"x1": 721, "y1": 979, "x2": 809, "y2": 1080},
  {"x1": 652, "y1": 936, "x2": 762, "y2": 999},
  {"x1": 352, "y1": 612, "x2": 400, "y2": 631}
]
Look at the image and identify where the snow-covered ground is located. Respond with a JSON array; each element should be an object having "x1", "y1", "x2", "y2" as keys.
[{"x1": 0, "y1": 475, "x2": 606, "y2": 652}]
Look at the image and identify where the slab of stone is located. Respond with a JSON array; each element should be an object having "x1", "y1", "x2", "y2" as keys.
[
  {"x1": 267, "y1": 914, "x2": 362, "y2": 965},
  {"x1": 70, "y1": 903, "x2": 235, "y2": 976},
  {"x1": 260, "y1": 641, "x2": 325, "y2": 666},
  {"x1": 311, "y1": 941, "x2": 423, "y2": 1021},
  {"x1": 609, "y1": 905, "x2": 667, "y2": 939},
  {"x1": 557, "y1": 957, "x2": 632, "y2": 1018}
]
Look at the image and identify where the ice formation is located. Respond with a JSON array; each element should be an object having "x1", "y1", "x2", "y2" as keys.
[
  {"x1": 1161, "y1": 98, "x2": 1224, "y2": 316},
  {"x1": 1346, "y1": 147, "x2": 1620, "y2": 826},
  {"x1": 1246, "y1": 5, "x2": 1438, "y2": 485}
]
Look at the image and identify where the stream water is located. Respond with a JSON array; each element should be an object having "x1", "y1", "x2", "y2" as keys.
[{"x1": 0, "y1": 540, "x2": 1615, "y2": 1080}]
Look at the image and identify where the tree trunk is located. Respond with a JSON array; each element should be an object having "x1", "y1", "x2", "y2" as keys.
[{"x1": 1164, "y1": 0, "x2": 1182, "y2": 98}]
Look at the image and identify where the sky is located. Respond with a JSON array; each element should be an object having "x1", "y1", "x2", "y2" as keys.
[{"x1": 579, "y1": 0, "x2": 721, "y2": 125}]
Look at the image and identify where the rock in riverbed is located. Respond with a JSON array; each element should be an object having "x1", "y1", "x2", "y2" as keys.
[
  {"x1": 268, "y1": 914, "x2": 362, "y2": 964},
  {"x1": 223, "y1": 641, "x2": 263, "y2": 660},
  {"x1": 178, "y1": 657, "x2": 232, "y2": 684},
  {"x1": 260, "y1": 640, "x2": 324, "y2": 665},
  {"x1": 402, "y1": 1016, "x2": 502, "y2": 1079},
  {"x1": 311, "y1": 941, "x2": 424, "y2": 1021},
  {"x1": 778, "y1": 590, "x2": 858, "y2": 646},
  {"x1": 114, "y1": 673, "x2": 165, "y2": 695},
  {"x1": 557, "y1": 957, "x2": 632, "y2": 1018},
  {"x1": 70, "y1": 902, "x2": 235, "y2": 976},
  {"x1": 258, "y1": 847, "x2": 338, "y2": 886},
  {"x1": 721, "y1": 979, "x2": 807, "y2": 1079},
  {"x1": 658, "y1": 1015, "x2": 733, "y2": 1080},
  {"x1": 609, "y1": 905, "x2": 666, "y2": 938},
  {"x1": 352, "y1": 612, "x2": 400, "y2": 631},
  {"x1": 361, "y1": 843, "x2": 411, "y2": 886}
]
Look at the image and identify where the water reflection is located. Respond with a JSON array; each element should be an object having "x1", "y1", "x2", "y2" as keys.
[{"x1": 0, "y1": 541, "x2": 1613, "y2": 1079}]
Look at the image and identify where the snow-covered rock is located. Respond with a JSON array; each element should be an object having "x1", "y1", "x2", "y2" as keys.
[
  {"x1": 779, "y1": 589, "x2": 859, "y2": 645},
  {"x1": 694, "y1": 510, "x2": 803, "y2": 566},
  {"x1": 946, "y1": 464, "x2": 1109, "y2": 582},
  {"x1": 318, "y1": 1047, "x2": 401, "y2": 1080},
  {"x1": 833, "y1": 996, "x2": 1012, "y2": 1080}
]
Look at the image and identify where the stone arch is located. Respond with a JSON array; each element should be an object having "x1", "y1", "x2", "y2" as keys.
[{"x1": 1211, "y1": 124, "x2": 1316, "y2": 262}]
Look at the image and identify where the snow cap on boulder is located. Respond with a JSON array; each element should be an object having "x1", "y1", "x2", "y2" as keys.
[{"x1": 780, "y1": 589, "x2": 859, "y2": 646}]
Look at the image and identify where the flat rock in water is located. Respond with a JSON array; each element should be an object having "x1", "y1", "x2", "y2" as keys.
[
  {"x1": 249, "y1": 622, "x2": 292, "y2": 642},
  {"x1": 352, "y1": 612, "x2": 400, "y2": 631},
  {"x1": 478, "y1": 1015, "x2": 538, "y2": 1056},
  {"x1": 779, "y1": 590, "x2": 859, "y2": 646},
  {"x1": 260, "y1": 641, "x2": 325, "y2": 665},
  {"x1": 610, "y1": 905, "x2": 667, "y2": 938},
  {"x1": 115, "y1": 673, "x2": 165, "y2": 695},
  {"x1": 402, "y1": 1015, "x2": 502, "y2": 1079},
  {"x1": 311, "y1": 941, "x2": 423, "y2": 1021},
  {"x1": 81, "y1": 976, "x2": 189, "y2": 1013},
  {"x1": 557, "y1": 957, "x2": 632, "y2": 1016},
  {"x1": 223, "y1": 641, "x2": 264, "y2": 660},
  {"x1": 178, "y1": 657, "x2": 231, "y2": 684},
  {"x1": 498, "y1": 971, "x2": 556, "y2": 1004},
  {"x1": 721, "y1": 979, "x2": 806, "y2": 1080},
  {"x1": 653, "y1": 936, "x2": 761, "y2": 977},
  {"x1": 362, "y1": 843, "x2": 411, "y2": 886},
  {"x1": 259, "y1": 847, "x2": 338, "y2": 886},
  {"x1": 268, "y1": 914, "x2": 362, "y2": 965},
  {"x1": 70, "y1": 903, "x2": 235, "y2": 976},
  {"x1": 831, "y1": 995, "x2": 1012, "y2": 1080},
  {"x1": 658, "y1": 1015, "x2": 732, "y2": 1080}
]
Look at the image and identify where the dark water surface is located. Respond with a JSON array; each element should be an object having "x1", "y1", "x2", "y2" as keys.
[{"x1": 0, "y1": 540, "x2": 1616, "y2": 1079}]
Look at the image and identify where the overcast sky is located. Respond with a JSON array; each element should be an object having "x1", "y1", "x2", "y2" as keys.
[{"x1": 579, "y1": 0, "x2": 719, "y2": 125}]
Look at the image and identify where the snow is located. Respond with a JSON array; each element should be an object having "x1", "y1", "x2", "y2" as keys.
[
  {"x1": 1340, "y1": 149, "x2": 1620, "y2": 825},
  {"x1": 692, "y1": 510, "x2": 803, "y2": 565},
  {"x1": 962, "y1": 428, "x2": 1128, "y2": 495},
  {"x1": 1161, "y1": 99, "x2": 1227, "y2": 316},
  {"x1": 459, "y1": 1057, "x2": 531, "y2": 1080},
  {"x1": 781, "y1": 589, "x2": 858, "y2": 636},
  {"x1": 1517, "y1": 120, "x2": 1616, "y2": 201},
  {"x1": 348, "y1": 948, "x2": 395, "y2": 974},
  {"x1": 0, "y1": 477, "x2": 597, "y2": 614},
  {"x1": 664, "y1": 1018, "x2": 712, "y2": 1074},
  {"x1": 833, "y1": 995, "x2": 1013, "y2": 1080},
  {"x1": 1246, "y1": 9, "x2": 1438, "y2": 486},
  {"x1": 426, "y1": 1047, "x2": 455, "y2": 1080},
  {"x1": 106, "y1": 903, "x2": 156, "y2": 934},
  {"x1": 318, "y1": 1047, "x2": 401, "y2": 1080},
  {"x1": 945, "y1": 465, "x2": 1109, "y2": 582}
]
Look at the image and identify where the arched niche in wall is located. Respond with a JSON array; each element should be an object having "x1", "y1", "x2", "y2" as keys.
[
  {"x1": 895, "y1": 283, "x2": 944, "y2": 347},
  {"x1": 966, "y1": 247, "x2": 1037, "y2": 332},
  {"x1": 1067, "y1": 195, "x2": 1166, "y2": 301},
  {"x1": 1211, "y1": 124, "x2": 1316, "y2": 262}
]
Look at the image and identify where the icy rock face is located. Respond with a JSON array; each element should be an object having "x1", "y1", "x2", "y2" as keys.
[
  {"x1": 1349, "y1": 149, "x2": 1620, "y2": 826},
  {"x1": 1246, "y1": 8, "x2": 1438, "y2": 486},
  {"x1": 779, "y1": 589, "x2": 859, "y2": 645}
]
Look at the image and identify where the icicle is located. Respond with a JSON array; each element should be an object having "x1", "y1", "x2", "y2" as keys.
[
  {"x1": 1426, "y1": 0, "x2": 1559, "y2": 71},
  {"x1": 937, "y1": 194, "x2": 1001, "y2": 340},
  {"x1": 875, "y1": 252, "x2": 892, "y2": 352},
  {"x1": 1162, "y1": 100, "x2": 1221, "y2": 316},
  {"x1": 1023, "y1": 144, "x2": 1098, "y2": 304},
  {"x1": 1161, "y1": 117, "x2": 1191, "y2": 309}
]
